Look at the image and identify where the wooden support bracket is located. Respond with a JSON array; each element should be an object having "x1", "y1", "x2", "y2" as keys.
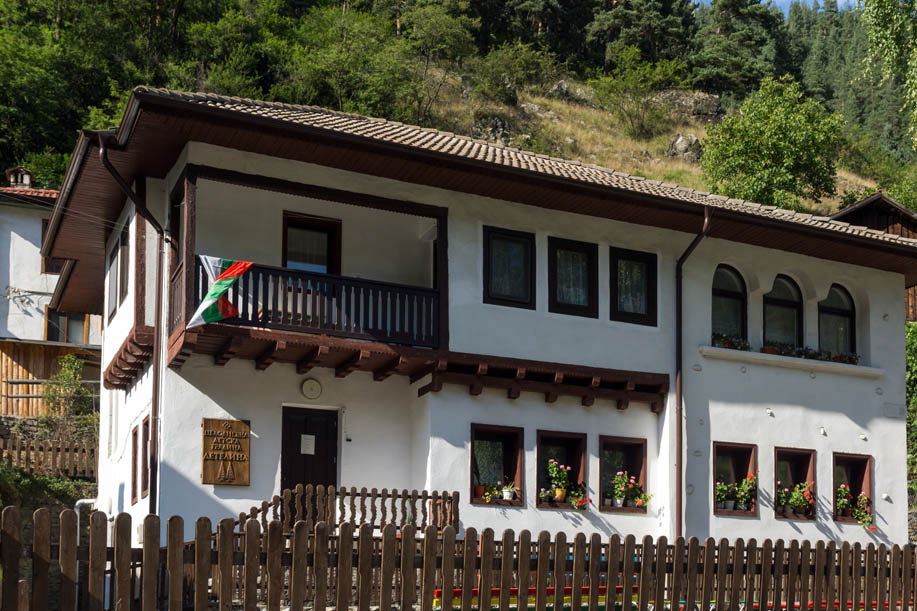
[
  {"x1": 296, "y1": 345, "x2": 329, "y2": 374},
  {"x1": 373, "y1": 356, "x2": 406, "y2": 381},
  {"x1": 335, "y1": 350, "x2": 369, "y2": 378},
  {"x1": 213, "y1": 337, "x2": 243, "y2": 366},
  {"x1": 255, "y1": 341, "x2": 286, "y2": 371}
]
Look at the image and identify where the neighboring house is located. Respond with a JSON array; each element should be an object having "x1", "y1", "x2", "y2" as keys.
[
  {"x1": 0, "y1": 167, "x2": 101, "y2": 418},
  {"x1": 43, "y1": 87, "x2": 917, "y2": 544},
  {"x1": 831, "y1": 191, "x2": 917, "y2": 321}
]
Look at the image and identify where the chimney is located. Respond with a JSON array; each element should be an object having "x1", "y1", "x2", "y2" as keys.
[{"x1": 5, "y1": 167, "x2": 33, "y2": 188}]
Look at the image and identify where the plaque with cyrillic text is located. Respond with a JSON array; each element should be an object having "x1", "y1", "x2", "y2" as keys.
[{"x1": 201, "y1": 418, "x2": 250, "y2": 486}]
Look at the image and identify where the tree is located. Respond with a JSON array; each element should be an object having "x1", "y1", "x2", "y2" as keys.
[
  {"x1": 585, "y1": 0, "x2": 696, "y2": 66},
  {"x1": 37, "y1": 355, "x2": 97, "y2": 444},
  {"x1": 701, "y1": 75, "x2": 844, "y2": 208}
]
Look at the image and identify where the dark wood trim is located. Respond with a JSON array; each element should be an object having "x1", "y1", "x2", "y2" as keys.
[
  {"x1": 548, "y1": 237, "x2": 598, "y2": 319},
  {"x1": 482, "y1": 226, "x2": 536, "y2": 310},
  {"x1": 712, "y1": 441, "x2": 758, "y2": 518},
  {"x1": 536, "y1": 429, "x2": 587, "y2": 510},
  {"x1": 131, "y1": 425, "x2": 139, "y2": 505},
  {"x1": 141, "y1": 416, "x2": 150, "y2": 498},
  {"x1": 713, "y1": 264, "x2": 748, "y2": 340},
  {"x1": 102, "y1": 325, "x2": 155, "y2": 390},
  {"x1": 763, "y1": 274, "x2": 804, "y2": 348},
  {"x1": 107, "y1": 246, "x2": 119, "y2": 324},
  {"x1": 773, "y1": 446, "x2": 816, "y2": 521},
  {"x1": 134, "y1": 177, "x2": 147, "y2": 327},
  {"x1": 437, "y1": 213, "x2": 449, "y2": 349},
  {"x1": 190, "y1": 164, "x2": 448, "y2": 220},
  {"x1": 832, "y1": 451, "x2": 873, "y2": 522},
  {"x1": 181, "y1": 168, "x2": 197, "y2": 329},
  {"x1": 818, "y1": 284, "x2": 856, "y2": 354},
  {"x1": 598, "y1": 435, "x2": 648, "y2": 514},
  {"x1": 40, "y1": 219, "x2": 64, "y2": 275},
  {"x1": 610, "y1": 247, "x2": 657, "y2": 326},
  {"x1": 282, "y1": 211, "x2": 342, "y2": 275},
  {"x1": 118, "y1": 226, "x2": 130, "y2": 305},
  {"x1": 470, "y1": 423, "x2": 525, "y2": 507}
]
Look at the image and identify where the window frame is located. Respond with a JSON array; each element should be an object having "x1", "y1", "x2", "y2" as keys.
[
  {"x1": 548, "y1": 237, "x2": 598, "y2": 318},
  {"x1": 536, "y1": 429, "x2": 587, "y2": 509},
  {"x1": 763, "y1": 274, "x2": 804, "y2": 348},
  {"x1": 141, "y1": 416, "x2": 150, "y2": 498},
  {"x1": 44, "y1": 306, "x2": 89, "y2": 344},
  {"x1": 131, "y1": 426, "x2": 139, "y2": 505},
  {"x1": 819, "y1": 284, "x2": 856, "y2": 355},
  {"x1": 282, "y1": 211, "x2": 342, "y2": 275},
  {"x1": 712, "y1": 441, "x2": 758, "y2": 517},
  {"x1": 119, "y1": 227, "x2": 130, "y2": 305},
  {"x1": 833, "y1": 452, "x2": 873, "y2": 523},
  {"x1": 469, "y1": 423, "x2": 524, "y2": 507},
  {"x1": 598, "y1": 435, "x2": 647, "y2": 514},
  {"x1": 712, "y1": 265, "x2": 748, "y2": 340},
  {"x1": 610, "y1": 248, "x2": 657, "y2": 326},
  {"x1": 773, "y1": 446, "x2": 816, "y2": 521},
  {"x1": 482, "y1": 226, "x2": 536, "y2": 310},
  {"x1": 40, "y1": 219, "x2": 65, "y2": 275},
  {"x1": 107, "y1": 245, "x2": 119, "y2": 323}
]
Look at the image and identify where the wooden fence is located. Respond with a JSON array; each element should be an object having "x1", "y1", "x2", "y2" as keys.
[
  {"x1": 0, "y1": 436, "x2": 96, "y2": 480},
  {"x1": 2, "y1": 504, "x2": 916, "y2": 611},
  {"x1": 236, "y1": 484, "x2": 460, "y2": 533}
]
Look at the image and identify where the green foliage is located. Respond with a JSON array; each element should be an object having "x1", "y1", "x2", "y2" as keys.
[
  {"x1": 15, "y1": 148, "x2": 69, "y2": 189},
  {"x1": 0, "y1": 465, "x2": 95, "y2": 509},
  {"x1": 906, "y1": 323, "x2": 917, "y2": 502},
  {"x1": 589, "y1": 45, "x2": 685, "y2": 140},
  {"x1": 38, "y1": 355, "x2": 98, "y2": 445},
  {"x1": 585, "y1": 0, "x2": 696, "y2": 66},
  {"x1": 469, "y1": 41, "x2": 560, "y2": 105},
  {"x1": 702, "y1": 75, "x2": 844, "y2": 208}
]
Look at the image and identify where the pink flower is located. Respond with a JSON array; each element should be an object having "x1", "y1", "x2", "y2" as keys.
[
  {"x1": 616, "y1": 471, "x2": 623, "y2": 475},
  {"x1": 566, "y1": 466, "x2": 572, "y2": 471}
]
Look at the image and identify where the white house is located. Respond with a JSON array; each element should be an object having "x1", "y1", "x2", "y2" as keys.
[
  {"x1": 0, "y1": 167, "x2": 101, "y2": 418},
  {"x1": 42, "y1": 87, "x2": 916, "y2": 545}
]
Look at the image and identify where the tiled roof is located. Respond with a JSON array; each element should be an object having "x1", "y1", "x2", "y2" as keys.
[
  {"x1": 136, "y1": 86, "x2": 917, "y2": 250},
  {"x1": 0, "y1": 186, "x2": 58, "y2": 200}
]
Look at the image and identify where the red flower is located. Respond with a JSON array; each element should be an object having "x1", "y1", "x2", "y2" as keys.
[{"x1": 870, "y1": 526, "x2": 876, "y2": 532}]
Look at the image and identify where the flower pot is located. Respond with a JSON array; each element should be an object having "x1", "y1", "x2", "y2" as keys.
[
  {"x1": 761, "y1": 346, "x2": 780, "y2": 355},
  {"x1": 502, "y1": 489, "x2": 514, "y2": 501},
  {"x1": 716, "y1": 502, "x2": 725, "y2": 510},
  {"x1": 794, "y1": 507, "x2": 806, "y2": 516},
  {"x1": 843, "y1": 508, "x2": 853, "y2": 517},
  {"x1": 735, "y1": 503, "x2": 747, "y2": 511},
  {"x1": 783, "y1": 505, "x2": 794, "y2": 517},
  {"x1": 615, "y1": 497, "x2": 626, "y2": 507},
  {"x1": 625, "y1": 500, "x2": 637, "y2": 507},
  {"x1": 554, "y1": 488, "x2": 567, "y2": 503},
  {"x1": 832, "y1": 355, "x2": 847, "y2": 363},
  {"x1": 474, "y1": 485, "x2": 485, "y2": 498},
  {"x1": 724, "y1": 500, "x2": 736, "y2": 510},
  {"x1": 603, "y1": 497, "x2": 611, "y2": 506}
]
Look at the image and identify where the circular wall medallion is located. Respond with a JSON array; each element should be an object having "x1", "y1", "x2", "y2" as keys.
[{"x1": 301, "y1": 378, "x2": 322, "y2": 400}]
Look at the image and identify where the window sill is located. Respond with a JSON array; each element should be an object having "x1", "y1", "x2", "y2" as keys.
[
  {"x1": 699, "y1": 346, "x2": 883, "y2": 379},
  {"x1": 598, "y1": 504, "x2": 647, "y2": 514},
  {"x1": 470, "y1": 498, "x2": 523, "y2": 507},
  {"x1": 775, "y1": 512, "x2": 814, "y2": 521},
  {"x1": 537, "y1": 501, "x2": 589, "y2": 511},
  {"x1": 713, "y1": 508, "x2": 757, "y2": 518},
  {"x1": 834, "y1": 515, "x2": 861, "y2": 524}
]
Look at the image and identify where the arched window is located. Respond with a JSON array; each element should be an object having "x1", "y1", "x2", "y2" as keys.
[
  {"x1": 819, "y1": 284, "x2": 855, "y2": 355},
  {"x1": 764, "y1": 275, "x2": 803, "y2": 347},
  {"x1": 712, "y1": 265, "x2": 747, "y2": 339}
]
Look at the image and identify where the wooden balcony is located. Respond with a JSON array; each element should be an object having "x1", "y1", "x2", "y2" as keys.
[{"x1": 171, "y1": 256, "x2": 441, "y2": 349}]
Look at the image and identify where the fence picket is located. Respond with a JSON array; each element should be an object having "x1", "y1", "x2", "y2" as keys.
[
  {"x1": 440, "y1": 526, "x2": 457, "y2": 611},
  {"x1": 267, "y1": 520, "x2": 283, "y2": 611},
  {"x1": 607, "y1": 534, "x2": 622, "y2": 611},
  {"x1": 195, "y1": 517, "x2": 212, "y2": 611},
  {"x1": 588, "y1": 533, "x2": 602, "y2": 611},
  {"x1": 773, "y1": 540, "x2": 787, "y2": 611},
  {"x1": 2, "y1": 506, "x2": 21, "y2": 611},
  {"x1": 143, "y1": 515, "x2": 161, "y2": 611},
  {"x1": 30, "y1": 508, "x2": 49, "y2": 611},
  {"x1": 313, "y1": 521, "x2": 329, "y2": 610},
  {"x1": 731, "y1": 537, "x2": 745, "y2": 611},
  {"x1": 115, "y1": 513, "x2": 132, "y2": 611},
  {"x1": 839, "y1": 542, "x2": 852, "y2": 611},
  {"x1": 892, "y1": 545, "x2": 903, "y2": 611},
  {"x1": 744, "y1": 538, "x2": 758, "y2": 611},
  {"x1": 479, "y1": 528, "x2": 495, "y2": 611},
  {"x1": 571, "y1": 533, "x2": 586, "y2": 611},
  {"x1": 701, "y1": 538, "x2": 716, "y2": 611},
  {"x1": 244, "y1": 519, "x2": 260, "y2": 611},
  {"x1": 167, "y1": 516, "x2": 184, "y2": 611},
  {"x1": 879, "y1": 544, "x2": 890, "y2": 611},
  {"x1": 553, "y1": 532, "x2": 568, "y2": 611},
  {"x1": 499, "y1": 529, "x2": 516, "y2": 611},
  {"x1": 461, "y1": 527, "x2": 478, "y2": 611},
  {"x1": 815, "y1": 540, "x2": 827, "y2": 611},
  {"x1": 17, "y1": 580, "x2": 29, "y2": 611},
  {"x1": 672, "y1": 536, "x2": 686, "y2": 611},
  {"x1": 716, "y1": 538, "x2": 729, "y2": 611},
  {"x1": 787, "y1": 540, "x2": 801, "y2": 611},
  {"x1": 654, "y1": 535, "x2": 668, "y2": 611},
  {"x1": 88, "y1": 510, "x2": 106, "y2": 611},
  {"x1": 58, "y1": 509, "x2": 77, "y2": 611},
  {"x1": 380, "y1": 523, "x2": 397, "y2": 611},
  {"x1": 685, "y1": 537, "x2": 700, "y2": 611}
]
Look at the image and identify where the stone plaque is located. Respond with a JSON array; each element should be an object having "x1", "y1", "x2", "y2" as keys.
[{"x1": 202, "y1": 418, "x2": 251, "y2": 486}]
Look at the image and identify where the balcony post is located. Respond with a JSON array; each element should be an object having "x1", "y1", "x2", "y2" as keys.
[{"x1": 436, "y1": 213, "x2": 449, "y2": 349}]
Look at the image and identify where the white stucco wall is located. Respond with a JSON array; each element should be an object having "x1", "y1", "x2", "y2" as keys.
[
  {"x1": 102, "y1": 203, "x2": 136, "y2": 366},
  {"x1": 97, "y1": 141, "x2": 910, "y2": 545}
]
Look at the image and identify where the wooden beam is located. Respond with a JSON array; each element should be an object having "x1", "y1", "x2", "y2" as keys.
[
  {"x1": 296, "y1": 345, "x2": 329, "y2": 374},
  {"x1": 409, "y1": 359, "x2": 447, "y2": 384},
  {"x1": 581, "y1": 394, "x2": 595, "y2": 407},
  {"x1": 590, "y1": 376, "x2": 601, "y2": 388},
  {"x1": 469, "y1": 381, "x2": 484, "y2": 396},
  {"x1": 476, "y1": 363, "x2": 488, "y2": 376},
  {"x1": 507, "y1": 383, "x2": 521, "y2": 400},
  {"x1": 553, "y1": 372, "x2": 564, "y2": 384},
  {"x1": 373, "y1": 356, "x2": 406, "y2": 381},
  {"x1": 335, "y1": 350, "x2": 369, "y2": 378},
  {"x1": 167, "y1": 331, "x2": 198, "y2": 369},
  {"x1": 515, "y1": 368, "x2": 526, "y2": 380},
  {"x1": 545, "y1": 390, "x2": 558, "y2": 403},
  {"x1": 255, "y1": 341, "x2": 286, "y2": 371},
  {"x1": 616, "y1": 397, "x2": 629, "y2": 410},
  {"x1": 417, "y1": 373, "x2": 443, "y2": 397},
  {"x1": 213, "y1": 337, "x2": 243, "y2": 366}
]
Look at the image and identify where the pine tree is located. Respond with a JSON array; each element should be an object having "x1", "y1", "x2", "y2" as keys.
[{"x1": 585, "y1": 0, "x2": 696, "y2": 66}]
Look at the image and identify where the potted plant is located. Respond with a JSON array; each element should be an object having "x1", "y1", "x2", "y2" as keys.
[
  {"x1": 568, "y1": 487, "x2": 591, "y2": 510},
  {"x1": 760, "y1": 345, "x2": 781, "y2": 355},
  {"x1": 499, "y1": 479, "x2": 518, "y2": 501},
  {"x1": 831, "y1": 353, "x2": 859, "y2": 365},
  {"x1": 836, "y1": 484, "x2": 854, "y2": 517},
  {"x1": 724, "y1": 483, "x2": 737, "y2": 510},
  {"x1": 852, "y1": 492, "x2": 876, "y2": 531},
  {"x1": 714, "y1": 481, "x2": 731, "y2": 510},
  {"x1": 713, "y1": 333, "x2": 750, "y2": 351},
  {"x1": 734, "y1": 474, "x2": 757, "y2": 511},
  {"x1": 546, "y1": 459, "x2": 572, "y2": 502},
  {"x1": 634, "y1": 490, "x2": 652, "y2": 509},
  {"x1": 789, "y1": 481, "x2": 814, "y2": 517},
  {"x1": 624, "y1": 474, "x2": 641, "y2": 506},
  {"x1": 603, "y1": 491, "x2": 612, "y2": 507},
  {"x1": 776, "y1": 482, "x2": 793, "y2": 516},
  {"x1": 612, "y1": 472, "x2": 629, "y2": 507},
  {"x1": 474, "y1": 484, "x2": 486, "y2": 498},
  {"x1": 481, "y1": 484, "x2": 500, "y2": 504}
]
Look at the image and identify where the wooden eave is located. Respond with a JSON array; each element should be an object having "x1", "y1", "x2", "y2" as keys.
[
  {"x1": 46, "y1": 93, "x2": 917, "y2": 314},
  {"x1": 167, "y1": 324, "x2": 669, "y2": 410}
]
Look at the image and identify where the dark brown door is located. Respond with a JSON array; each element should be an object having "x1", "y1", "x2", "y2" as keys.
[{"x1": 280, "y1": 407, "x2": 338, "y2": 492}]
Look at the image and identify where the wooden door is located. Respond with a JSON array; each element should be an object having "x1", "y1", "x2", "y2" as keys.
[{"x1": 280, "y1": 407, "x2": 338, "y2": 492}]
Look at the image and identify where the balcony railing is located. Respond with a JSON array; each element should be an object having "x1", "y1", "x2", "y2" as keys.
[{"x1": 190, "y1": 256, "x2": 441, "y2": 348}]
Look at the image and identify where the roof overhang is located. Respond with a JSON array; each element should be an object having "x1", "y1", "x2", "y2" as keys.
[
  {"x1": 831, "y1": 191, "x2": 917, "y2": 223},
  {"x1": 46, "y1": 89, "x2": 917, "y2": 313}
]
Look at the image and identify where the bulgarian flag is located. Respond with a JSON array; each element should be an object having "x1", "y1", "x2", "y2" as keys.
[{"x1": 187, "y1": 256, "x2": 254, "y2": 329}]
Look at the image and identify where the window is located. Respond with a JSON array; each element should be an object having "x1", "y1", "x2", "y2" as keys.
[
  {"x1": 470, "y1": 424, "x2": 524, "y2": 506},
  {"x1": 537, "y1": 430, "x2": 587, "y2": 508},
  {"x1": 599, "y1": 436, "x2": 647, "y2": 513},
  {"x1": 107, "y1": 246, "x2": 119, "y2": 321},
  {"x1": 833, "y1": 453, "x2": 872, "y2": 522},
  {"x1": 764, "y1": 275, "x2": 803, "y2": 348},
  {"x1": 548, "y1": 237, "x2": 598, "y2": 318},
  {"x1": 610, "y1": 248, "x2": 657, "y2": 326},
  {"x1": 774, "y1": 447, "x2": 816, "y2": 520},
  {"x1": 283, "y1": 212, "x2": 341, "y2": 275},
  {"x1": 483, "y1": 226, "x2": 535, "y2": 309},
  {"x1": 712, "y1": 265, "x2": 747, "y2": 339},
  {"x1": 40, "y1": 219, "x2": 65, "y2": 274},
  {"x1": 119, "y1": 227, "x2": 130, "y2": 304},
  {"x1": 819, "y1": 284, "x2": 855, "y2": 356},
  {"x1": 131, "y1": 426, "x2": 138, "y2": 505},
  {"x1": 141, "y1": 417, "x2": 150, "y2": 498},
  {"x1": 712, "y1": 441, "x2": 757, "y2": 515},
  {"x1": 45, "y1": 307, "x2": 87, "y2": 344}
]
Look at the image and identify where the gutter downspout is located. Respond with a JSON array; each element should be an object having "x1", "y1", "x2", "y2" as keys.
[
  {"x1": 98, "y1": 135, "x2": 167, "y2": 517},
  {"x1": 674, "y1": 206, "x2": 711, "y2": 539}
]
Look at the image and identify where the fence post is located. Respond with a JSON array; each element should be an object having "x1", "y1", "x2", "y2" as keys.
[
  {"x1": 290, "y1": 520, "x2": 308, "y2": 611},
  {"x1": 115, "y1": 513, "x2": 132, "y2": 611},
  {"x1": 460, "y1": 526, "x2": 477, "y2": 611},
  {"x1": 400, "y1": 523, "x2": 418, "y2": 610},
  {"x1": 2, "y1": 506, "x2": 21, "y2": 611},
  {"x1": 167, "y1": 516, "x2": 184, "y2": 611},
  {"x1": 337, "y1": 522, "x2": 355, "y2": 610},
  {"x1": 518, "y1": 530, "x2": 532, "y2": 608},
  {"x1": 380, "y1": 523, "x2": 397, "y2": 611},
  {"x1": 243, "y1": 519, "x2": 260, "y2": 611},
  {"x1": 194, "y1": 517, "x2": 212, "y2": 611},
  {"x1": 59, "y1": 509, "x2": 77, "y2": 611},
  {"x1": 142, "y1": 515, "x2": 160, "y2": 611},
  {"x1": 313, "y1": 521, "x2": 329, "y2": 611},
  {"x1": 267, "y1": 520, "x2": 283, "y2": 611},
  {"x1": 440, "y1": 525, "x2": 457, "y2": 611},
  {"x1": 421, "y1": 524, "x2": 438, "y2": 611},
  {"x1": 87, "y1": 511, "x2": 107, "y2": 611},
  {"x1": 30, "y1": 508, "x2": 50, "y2": 611}
]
